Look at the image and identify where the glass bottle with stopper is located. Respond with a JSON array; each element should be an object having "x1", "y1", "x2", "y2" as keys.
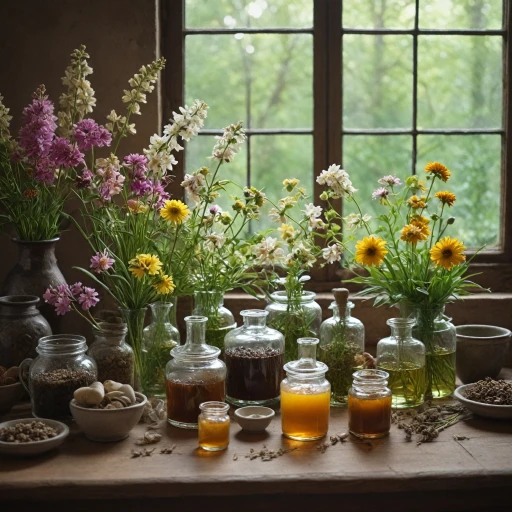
[
  {"x1": 166, "y1": 316, "x2": 226, "y2": 429},
  {"x1": 319, "y1": 288, "x2": 365, "y2": 407},
  {"x1": 280, "y1": 337, "x2": 330, "y2": 441}
]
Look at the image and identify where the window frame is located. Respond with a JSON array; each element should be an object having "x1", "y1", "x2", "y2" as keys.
[{"x1": 161, "y1": 0, "x2": 512, "y2": 293}]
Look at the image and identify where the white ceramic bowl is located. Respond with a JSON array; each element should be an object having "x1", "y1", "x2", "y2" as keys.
[
  {"x1": 234, "y1": 406, "x2": 275, "y2": 432},
  {"x1": 70, "y1": 392, "x2": 147, "y2": 442},
  {"x1": 454, "y1": 383, "x2": 512, "y2": 420},
  {"x1": 0, "y1": 381, "x2": 24, "y2": 414},
  {"x1": 0, "y1": 418, "x2": 69, "y2": 456}
]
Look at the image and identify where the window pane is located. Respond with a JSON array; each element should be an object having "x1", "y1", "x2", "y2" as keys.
[
  {"x1": 343, "y1": 35, "x2": 413, "y2": 129},
  {"x1": 418, "y1": 35, "x2": 502, "y2": 129},
  {"x1": 343, "y1": 0, "x2": 415, "y2": 29},
  {"x1": 251, "y1": 135, "x2": 313, "y2": 231},
  {"x1": 416, "y1": 135, "x2": 501, "y2": 248},
  {"x1": 185, "y1": 0, "x2": 313, "y2": 29},
  {"x1": 186, "y1": 34, "x2": 313, "y2": 129},
  {"x1": 419, "y1": 0, "x2": 502, "y2": 29}
]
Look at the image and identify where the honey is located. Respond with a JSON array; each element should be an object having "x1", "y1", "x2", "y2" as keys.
[
  {"x1": 281, "y1": 389, "x2": 330, "y2": 441},
  {"x1": 348, "y1": 394, "x2": 392, "y2": 439},
  {"x1": 198, "y1": 401, "x2": 230, "y2": 451}
]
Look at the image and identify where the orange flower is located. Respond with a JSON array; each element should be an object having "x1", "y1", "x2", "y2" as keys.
[{"x1": 425, "y1": 161, "x2": 451, "y2": 182}]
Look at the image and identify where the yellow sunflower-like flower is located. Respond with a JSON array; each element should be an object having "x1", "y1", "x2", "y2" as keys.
[
  {"x1": 160, "y1": 199, "x2": 190, "y2": 225},
  {"x1": 400, "y1": 224, "x2": 427, "y2": 244},
  {"x1": 425, "y1": 161, "x2": 451, "y2": 182},
  {"x1": 153, "y1": 273, "x2": 175, "y2": 295},
  {"x1": 355, "y1": 236, "x2": 388, "y2": 267},
  {"x1": 408, "y1": 195, "x2": 427, "y2": 209},
  {"x1": 435, "y1": 190, "x2": 456, "y2": 207},
  {"x1": 410, "y1": 215, "x2": 431, "y2": 238},
  {"x1": 278, "y1": 223, "x2": 295, "y2": 241},
  {"x1": 430, "y1": 236, "x2": 466, "y2": 270},
  {"x1": 128, "y1": 253, "x2": 163, "y2": 279}
]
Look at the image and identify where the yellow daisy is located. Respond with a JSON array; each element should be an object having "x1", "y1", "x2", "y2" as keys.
[
  {"x1": 153, "y1": 273, "x2": 175, "y2": 295},
  {"x1": 160, "y1": 199, "x2": 190, "y2": 224},
  {"x1": 400, "y1": 224, "x2": 428, "y2": 244},
  {"x1": 435, "y1": 190, "x2": 456, "y2": 207},
  {"x1": 128, "y1": 253, "x2": 163, "y2": 279},
  {"x1": 278, "y1": 223, "x2": 295, "y2": 241},
  {"x1": 127, "y1": 199, "x2": 148, "y2": 214},
  {"x1": 410, "y1": 215, "x2": 431, "y2": 238},
  {"x1": 355, "y1": 236, "x2": 388, "y2": 267},
  {"x1": 430, "y1": 236, "x2": 466, "y2": 270},
  {"x1": 408, "y1": 195, "x2": 427, "y2": 209},
  {"x1": 425, "y1": 161, "x2": 451, "y2": 182}
]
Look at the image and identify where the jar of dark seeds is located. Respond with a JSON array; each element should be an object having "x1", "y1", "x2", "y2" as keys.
[
  {"x1": 19, "y1": 335, "x2": 97, "y2": 420},
  {"x1": 224, "y1": 310, "x2": 285, "y2": 406},
  {"x1": 88, "y1": 322, "x2": 134, "y2": 386}
]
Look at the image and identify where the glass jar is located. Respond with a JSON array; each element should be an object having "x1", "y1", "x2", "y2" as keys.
[
  {"x1": 19, "y1": 334, "x2": 97, "y2": 420},
  {"x1": 88, "y1": 322, "x2": 134, "y2": 386},
  {"x1": 319, "y1": 300, "x2": 365, "y2": 407},
  {"x1": 348, "y1": 369, "x2": 392, "y2": 439},
  {"x1": 280, "y1": 338, "x2": 330, "y2": 441},
  {"x1": 377, "y1": 318, "x2": 426, "y2": 408},
  {"x1": 266, "y1": 291, "x2": 322, "y2": 363},
  {"x1": 193, "y1": 291, "x2": 236, "y2": 352},
  {"x1": 224, "y1": 309, "x2": 285, "y2": 407},
  {"x1": 198, "y1": 401, "x2": 230, "y2": 452},
  {"x1": 142, "y1": 301, "x2": 180, "y2": 397},
  {"x1": 166, "y1": 316, "x2": 226, "y2": 429}
]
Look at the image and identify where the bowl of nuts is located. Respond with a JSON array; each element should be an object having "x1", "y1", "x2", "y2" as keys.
[
  {"x1": 69, "y1": 380, "x2": 147, "y2": 442},
  {"x1": 454, "y1": 378, "x2": 512, "y2": 419},
  {"x1": 0, "y1": 366, "x2": 23, "y2": 414},
  {"x1": 0, "y1": 419, "x2": 69, "y2": 456}
]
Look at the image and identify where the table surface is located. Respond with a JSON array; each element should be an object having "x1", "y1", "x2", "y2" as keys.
[{"x1": 2, "y1": 371, "x2": 512, "y2": 511}]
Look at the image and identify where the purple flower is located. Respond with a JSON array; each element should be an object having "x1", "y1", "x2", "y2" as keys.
[
  {"x1": 90, "y1": 250, "x2": 114, "y2": 273},
  {"x1": 73, "y1": 119, "x2": 112, "y2": 151},
  {"x1": 147, "y1": 179, "x2": 170, "y2": 209},
  {"x1": 372, "y1": 187, "x2": 389, "y2": 200},
  {"x1": 75, "y1": 169, "x2": 94, "y2": 189},
  {"x1": 48, "y1": 137, "x2": 84, "y2": 168},
  {"x1": 55, "y1": 296, "x2": 72, "y2": 316},
  {"x1": 209, "y1": 205, "x2": 222, "y2": 215},
  {"x1": 100, "y1": 174, "x2": 125, "y2": 201},
  {"x1": 69, "y1": 282, "x2": 83, "y2": 297},
  {"x1": 378, "y1": 175, "x2": 402, "y2": 187},
  {"x1": 43, "y1": 287, "x2": 58, "y2": 306},
  {"x1": 34, "y1": 157, "x2": 56, "y2": 185},
  {"x1": 124, "y1": 154, "x2": 148, "y2": 174},
  {"x1": 130, "y1": 179, "x2": 151, "y2": 197},
  {"x1": 78, "y1": 287, "x2": 99, "y2": 310}
]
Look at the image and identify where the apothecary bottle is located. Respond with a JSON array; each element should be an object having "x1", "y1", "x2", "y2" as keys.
[
  {"x1": 319, "y1": 299, "x2": 365, "y2": 407},
  {"x1": 19, "y1": 335, "x2": 97, "y2": 420},
  {"x1": 224, "y1": 310, "x2": 285, "y2": 407},
  {"x1": 266, "y1": 291, "x2": 322, "y2": 363},
  {"x1": 198, "y1": 401, "x2": 230, "y2": 452},
  {"x1": 193, "y1": 291, "x2": 236, "y2": 352},
  {"x1": 280, "y1": 338, "x2": 330, "y2": 441},
  {"x1": 376, "y1": 318, "x2": 426, "y2": 408},
  {"x1": 88, "y1": 321, "x2": 134, "y2": 386},
  {"x1": 166, "y1": 316, "x2": 226, "y2": 429},
  {"x1": 348, "y1": 369, "x2": 392, "y2": 439},
  {"x1": 142, "y1": 301, "x2": 180, "y2": 397}
]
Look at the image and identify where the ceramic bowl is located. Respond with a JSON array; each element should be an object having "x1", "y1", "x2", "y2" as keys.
[
  {"x1": 454, "y1": 383, "x2": 512, "y2": 420},
  {"x1": 234, "y1": 406, "x2": 275, "y2": 432},
  {"x1": 0, "y1": 381, "x2": 24, "y2": 415},
  {"x1": 0, "y1": 418, "x2": 69, "y2": 456},
  {"x1": 70, "y1": 392, "x2": 147, "y2": 442},
  {"x1": 455, "y1": 325, "x2": 511, "y2": 384}
]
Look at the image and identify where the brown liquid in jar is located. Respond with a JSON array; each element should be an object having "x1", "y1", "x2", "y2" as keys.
[{"x1": 348, "y1": 394, "x2": 392, "y2": 439}]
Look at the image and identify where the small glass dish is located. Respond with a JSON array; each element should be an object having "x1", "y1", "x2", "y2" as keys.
[{"x1": 234, "y1": 406, "x2": 275, "y2": 432}]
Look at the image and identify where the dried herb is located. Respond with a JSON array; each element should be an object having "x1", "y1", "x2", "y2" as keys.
[
  {"x1": 235, "y1": 445, "x2": 297, "y2": 462},
  {"x1": 131, "y1": 448, "x2": 155, "y2": 458},
  {"x1": 160, "y1": 444, "x2": 177, "y2": 454},
  {"x1": 136, "y1": 432, "x2": 162, "y2": 445},
  {"x1": 463, "y1": 378, "x2": 512, "y2": 405},
  {"x1": 317, "y1": 432, "x2": 349, "y2": 453}
]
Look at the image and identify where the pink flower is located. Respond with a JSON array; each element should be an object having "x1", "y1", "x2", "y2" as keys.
[
  {"x1": 147, "y1": 179, "x2": 170, "y2": 209},
  {"x1": 73, "y1": 119, "x2": 112, "y2": 151},
  {"x1": 69, "y1": 282, "x2": 83, "y2": 297},
  {"x1": 90, "y1": 250, "x2": 114, "y2": 273},
  {"x1": 48, "y1": 137, "x2": 84, "y2": 168},
  {"x1": 78, "y1": 287, "x2": 99, "y2": 310},
  {"x1": 372, "y1": 187, "x2": 389, "y2": 200},
  {"x1": 34, "y1": 157, "x2": 56, "y2": 184},
  {"x1": 43, "y1": 287, "x2": 58, "y2": 306},
  {"x1": 55, "y1": 296, "x2": 72, "y2": 316},
  {"x1": 378, "y1": 175, "x2": 402, "y2": 187},
  {"x1": 75, "y1": 169, "x2": 93, "y2": 189}
]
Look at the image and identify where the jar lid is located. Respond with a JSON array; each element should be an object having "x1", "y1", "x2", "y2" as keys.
[
  {"x1": 283, "y1": 338, "x2": 327, "y2": 378},
  {"x1": 171, "y1": 316, "x2": 220, "y2": 362}
]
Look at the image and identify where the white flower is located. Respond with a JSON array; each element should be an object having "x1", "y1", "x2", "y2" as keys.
[
  {"x1": 277, "y1": 196, "x2": 297, "y2": 210},
  {"x1": 316, "y1": 164, "x2": 357, "y2": 198},
  {"x1": 181, "y1": 172, "x2": 205, "y2": 205},
  {"x1": 289, "y1": 242, "x2": 316, "y2": 268},
  {"x1": 378, "y1": 175, "x2": 402, "y2": 187},
  {"x1": 204, "y1": 232, "x2": 227, "y2": 252},
  {"x1": 322, "y1": 244, "x2": 343, "y2": 264},
  {"x1": 345, "y1": 213, "x2": 371, "y2": 230},
  {"x1": 0, "y1": 94, "x2": 12, "y2": 141},
  {"x1": 211, "y1": 122, "x2": 246, "y2": 162},
  {"x1": 303, "y1": 203, "x2": 322, "y2": 219},
  {"x1": 268, "y1": 208, "x2": 284, "y2": 223},
  {"x1": 253, "y1": 237, "x2": 285, "y2": 266}
]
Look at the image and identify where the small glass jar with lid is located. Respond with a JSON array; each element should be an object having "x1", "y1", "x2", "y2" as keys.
[
  {"x1": 348, "y1": 369, "x2": 392, "y2": 439},
  {"x1": 280, "y1": 338, "x2": 331, "y2": 441},
  {"x1": 198, "y1": 401, "x2": 230, "y2": 452},
  {"x1": 166, "y1": 316, "x2": 226, "y2": 429},
  {"x1": 224, "y1": 309, "x2": 285, "y2": 407},
  {"x1": 319, "y1": 288, "x2": 365, "y2": 407},
  {"x1": 377, "y1": 318, "x2": 427, "y2": 408}
]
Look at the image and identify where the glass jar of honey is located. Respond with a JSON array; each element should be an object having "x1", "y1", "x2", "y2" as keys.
[
  {"x1": 198, "y1": 401, "x2": 230, "y2": 451},
  {"x1": 280, "y1": 338, "x2": 330, "y2": 441},
  {"x1": 348, "y1": 369, "x2": 392, "y2": 439},
  {"x1": 166, "y1": 316, "x2": 226, "y2": 429}
]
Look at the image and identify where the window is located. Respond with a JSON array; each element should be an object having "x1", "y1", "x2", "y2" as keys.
[{"x1": 162, "y1": 0, "x2": 511, "y2": 291}]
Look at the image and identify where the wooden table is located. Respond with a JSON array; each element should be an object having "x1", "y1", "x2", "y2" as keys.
[{"x1": 2, "y1": 374, "x2": 512, "y2": 512}]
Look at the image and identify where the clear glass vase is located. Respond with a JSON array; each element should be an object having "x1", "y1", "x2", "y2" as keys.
[
  {"x1": 119, "y1": 307, "x2": 147, "y2": 393},
  {"x1": 142, "y1": 301, "x2": 180, "y2": 398},
  {"x1": 318, "y1": 301, "x2": 365, "y2": 406},
  {"x1": 266, "y1": 290, "x2": 322, "y2": 363},
  {"x1": 193, "y1": 291, "x2": 236, "y2": 352}
]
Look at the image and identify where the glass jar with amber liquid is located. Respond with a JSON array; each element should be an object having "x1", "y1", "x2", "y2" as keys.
[
  {"x1": 166, "y1": 316, "x2": 226, "y2": 429},
  {"x1": 281, "y1": 338, "x2": 330, "y2": 441},
  {"x1": 348, "y1": 369, "x2": 392, "y2": 439},
  {"x1": 198, "y1": 401, "x2": 230, "y2": 451}
]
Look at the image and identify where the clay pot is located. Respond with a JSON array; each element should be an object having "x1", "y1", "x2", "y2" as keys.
[
  {"x1": 1, "y1": 238, "x2": 66, "y2": 332},
  {"x1": 0, "y1": 295, "x2": 52, "y2": 368}
]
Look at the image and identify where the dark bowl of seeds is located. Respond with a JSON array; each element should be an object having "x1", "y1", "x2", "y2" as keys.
[
  {"x1": 454, "y1": 378, "x2": 512, "y2": 420},
  {"x1": 0, "y1": 418, "x2": 69, "y2": 456}
]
